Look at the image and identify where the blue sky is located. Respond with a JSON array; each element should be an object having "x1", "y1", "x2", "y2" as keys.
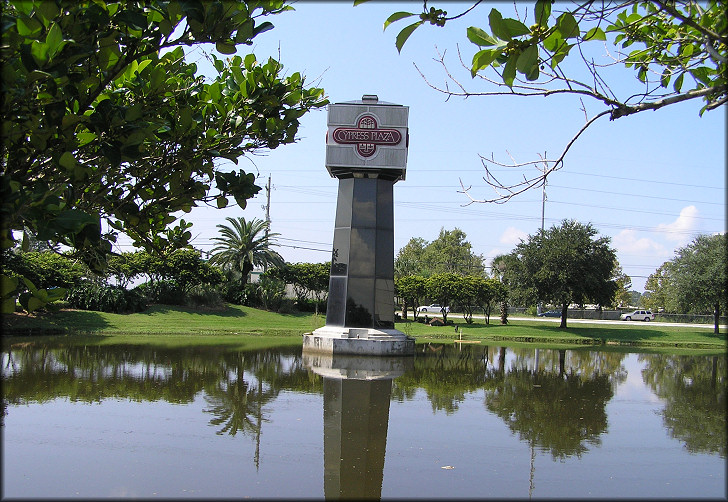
[{"x1": 123, "y1": 1, "x2": 726, "y2": 293}]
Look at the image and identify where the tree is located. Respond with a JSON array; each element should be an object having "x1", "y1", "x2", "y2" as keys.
[
  {"x1": 425, "y1": 272, "x2": 461, "y2": 323},
  {"x1": 503, "y1": 220, "x2": 617, "y2": 328},
  {"x1": 209, "y1": 217, "x2": 284, "y2": 288},
  {"x1": 394, "y1": 237, "x2": 427, "y2": 278},
  {"x1": 642, "y1": 262, "x2": 676, "y2": 312},
  {"x1": 669, "y1": 233, "x2": 727, "y2": 334},
  {"x1": 481, "y1": 277, "x2": 507, "y2": 325},
  {"x1": 611, "y1": 262, "x2": 633, "y2": 308},
  {"x1": 394, "y1": 274, "x2": 427, "y2": 320},
  {"x1": 395, "y1": 228, "x2": 484, "y2": 277},
  {"x1": 275, "y1": 262, "x2": 329, "y2": 313},
  {"x1": 157, "y1": 248, "x2": 225, "y2": 294},
  {"x1": 1, "y1": 0, "x2": 327, "y2": 311},
  {"x1": 491, "y1": 253, "x2": 514, "y2": 324},
  {"x1": 369, "y1": 0, "x2": 726, "y2": 202}
]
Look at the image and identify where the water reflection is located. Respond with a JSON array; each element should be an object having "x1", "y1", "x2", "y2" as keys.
[
  {"x1": 640, "y1": 353, "x2": 726, "y2": 456},
  {"x1": 1, "y1": 340, "x2": 725, "y2": 498},
  {"x1": 305, "y1": 354, "x2": 413, "y2": 500}
]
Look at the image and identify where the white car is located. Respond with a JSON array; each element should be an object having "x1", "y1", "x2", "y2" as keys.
[
  {"x1": 418, "y1": 304, "x2": 450, "y2": 313},
  {"x1": 620, "y1": 310, "x2": 655, "y2": 321}
]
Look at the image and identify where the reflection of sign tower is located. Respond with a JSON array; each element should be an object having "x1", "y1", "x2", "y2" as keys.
[
  {"x1": 304, "y1": 353, "x2": 413, "y2": 499},
  {"x1": 303, "y1": 95, "x2": 414, "y2": 356}
]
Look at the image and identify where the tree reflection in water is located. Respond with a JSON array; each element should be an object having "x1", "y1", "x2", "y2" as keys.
[
  {"x1": 484, "y1": 347, "x2": 627, "y2": 460},
  {"x1": 640, "y1": 353, "x2": 726, "y2": 457},
  {"x1": 1, "y1": 339, "x2": 723, "y2": 472}
]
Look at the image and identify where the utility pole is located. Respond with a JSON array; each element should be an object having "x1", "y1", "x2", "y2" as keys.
[
  {"x1": 264, "y1": 174, "x2": 272, "y2": 240},
  {"x1": 540, "y1": 154, "x2": 547, "y2": 235},
  {"x1": 538, "y1": 156, "x2": 547, "y2": 315},
  {"x1": 263, "y1": 174, "x2": 272, "y2": 272}
]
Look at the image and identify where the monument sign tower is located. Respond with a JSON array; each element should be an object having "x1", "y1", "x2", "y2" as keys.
[{"x1": 302, "y1": 95, "x2": 414, "y2": 356}]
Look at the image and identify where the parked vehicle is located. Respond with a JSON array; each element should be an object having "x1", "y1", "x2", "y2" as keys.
[
  {"x1": 418, "y1": 304, "x2": 450, "y2": 313},
  {"x1": 537, "y1": 310, "x2": 561, "y2": 317},
  {"x1": 620, "y1": 310, "x2": 655, "y2": 321}
]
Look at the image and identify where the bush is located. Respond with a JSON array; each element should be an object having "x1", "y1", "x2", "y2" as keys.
[
  {"x1": 288, "y1": 298, "x2": 326, "y2": 313},
  {"x1": 221, "y1": 281, "x2": 248, "y2": 305},
  {"x1": 277, "y1": 298, "x2": 298, "y2": 314},
  {"x1": 67, "y1": 283, "x2": 146, "y2": 313},
  {"x1": 185, "y1": 284, "x2": 225, "y2": 309},
  {"x1": 3, "y1": 250, "x2": 90, "y2": 289},
  {"x1": 134, "y1": 280, "x2": 184, "y2": 305}
]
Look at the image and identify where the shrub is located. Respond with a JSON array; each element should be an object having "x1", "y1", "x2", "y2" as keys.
[
  {"x1": 3, "y1": 250, "x2": 90, "y2": 289},
  {"x1": 134, "y1": 280, "x2": 184, "y2": 305},
  {"x1": 277, "y1": 298, "x2": 298, "y2": 314},
  {"x1": 67, "y1": 282, "x2": 146, "y2": 313},
  {"x1": 185, "y1": 284, "x2": 225, "y2": 309}
]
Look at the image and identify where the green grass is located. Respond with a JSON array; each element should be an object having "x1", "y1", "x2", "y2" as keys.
[
  {"x1": 400, "y1": 317, "x2": 726, "y2": 352},
  {"x1": 2, "y1": 304, "x2": 725, "y2": 353}
]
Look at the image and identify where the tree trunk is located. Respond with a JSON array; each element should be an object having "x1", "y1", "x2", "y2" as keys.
[
  {"x1": 500, "y1": 300, "x2": 508, "y2": 325},
  {"x1": 241, "y1": 262, "x2": 254, "y2": 287},
  {"x1": 714, "y1": 302, "x2": 720, "y2": 335},
  {"x1": 560, "y1": 302, "x2": 568, "y2": 329}
]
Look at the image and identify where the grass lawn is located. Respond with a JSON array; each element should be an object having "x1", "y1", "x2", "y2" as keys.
[{"x1": 2, "y1": 304, "x2": 725, "y2": 353}]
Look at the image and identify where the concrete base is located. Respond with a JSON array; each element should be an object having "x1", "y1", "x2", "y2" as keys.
[
  {"x1": 303, "y1": 325, "x2": 415, "y2": 356},
  {"x1": 303, "y1": 352, "x2": 413, "y2": 380}
]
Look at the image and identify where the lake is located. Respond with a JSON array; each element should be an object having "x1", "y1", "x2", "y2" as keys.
[{"x1": 2, "y1": 339, "x2": 725, "y2": 499}]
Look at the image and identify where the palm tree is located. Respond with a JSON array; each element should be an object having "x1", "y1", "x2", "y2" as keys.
[{"x1": 209, "y1": 217, "x2": 285, "y2": 286}]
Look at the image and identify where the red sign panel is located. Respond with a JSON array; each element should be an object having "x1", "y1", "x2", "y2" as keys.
[{"x1": 332, "y1": 115, "x2": 402, "y2": 158}]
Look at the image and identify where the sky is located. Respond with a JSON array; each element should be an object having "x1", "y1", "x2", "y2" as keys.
[{"x1": 115, "y1": 1, "x2": 727, "y2": 294}]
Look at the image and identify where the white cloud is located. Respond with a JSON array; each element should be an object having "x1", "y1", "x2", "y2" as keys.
[
  {"x1": 612, "y1": 229, "x2": 668, "y2": 257},
  {"x1": 499, "y1": 226, "x2": 528, "y2": 246},
  {"x1": 656, "y1": 205, "x2": 699, "y2": 244}
]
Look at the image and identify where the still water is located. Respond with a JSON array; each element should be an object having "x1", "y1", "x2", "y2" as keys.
[{"x1": 2, "y1": 339, "x2": 725, "y2": 499}]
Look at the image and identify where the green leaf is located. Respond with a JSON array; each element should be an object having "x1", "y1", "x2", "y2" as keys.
[
  {"x1": 30, "y1": 40, "x2": 49, "y2": 65},
  {"x1": 467, "y1": 26, "x2": 497, "y2": 47},
  {"x1": 17, "y1": 16, "x2": 43, "y2": 37},
  {"x1": 556, "y1": 12, "x2": 579, "y2": 39},
  {"x1": 45, "y1": 22, "x2": 63, "y2": 51},
  {"x1": 22, "y1": 277, "x2": 39, "y2": 294},
  {"x1": 673, "y1": 72, "x2": 684, "y2": 92},
  {"x1": 0, "y1": 275, "x2": 18, "y2": 296},
  {"x1": 584, "y1": 27, "x2": 606, "y2": 41},
  {"x1": 660, "y1": 68, "x2": 671, "y2": 88},
  {"x1": 503, "y1": 53, "x2": 517, "y2": 87},
  {"x1": 253, "y1": 21, "x2": 274, "y2": 37},
  {"x1": 1, "y1": 298, "x2": 16, "y2": 314},
  {"x1": 395, "y1": 21, "x2": 423, "y2": 53},
  {"x1": 690, "y1": 66, "x2": 710, "y2": 85},
  {"x1": 534, "y1": 0, "x2": 551, "y2": 27},
  {"x1": 353, "y1": 0, "x2": 370, "y2": 5},
  {"x1": 543, "y1": 30, "x2": 563, "y2": 52},
  {"x1": 489, "y1": 9, "x2": 511, "y2": 40},
  {"x1": 98, "y1": 44, "x2": 121, "y2": 70},
  {"x1": 59, "y1": 151, "x2": 77, "y2": 169},
  {"x1": 216, "y1": 41, "x2": 237, "y2": 54},
  {"x1": 384, "y1": 11, "x2": 415, "y2": 31},
  {"x1": 217, "y1": 196, "x2": 229, "y2": 209},
  {"x1": 516, "y1": 44, "x2": 538, "y2": 75},
  {"x1": 471, "y1": 49, "x2": 499, "y2": 76},
  {"x1": 27, "y1": 296, "x2": 44, "y2": 312},
  {"x1": 550, "y1": 43, "x2": 572, "y2": 68},
  {"x1": 502, "y1": 18, "x2": 530, "y2": 38}
]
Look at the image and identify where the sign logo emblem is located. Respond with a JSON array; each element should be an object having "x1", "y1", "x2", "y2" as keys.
[{"x1": 332, "y1": 115, "x2": 402, "y2": 158}]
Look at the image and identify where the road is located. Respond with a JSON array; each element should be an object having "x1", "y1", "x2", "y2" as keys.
[{"x1": 403, "y1": 312, "x2": 725, "y2": 330}]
